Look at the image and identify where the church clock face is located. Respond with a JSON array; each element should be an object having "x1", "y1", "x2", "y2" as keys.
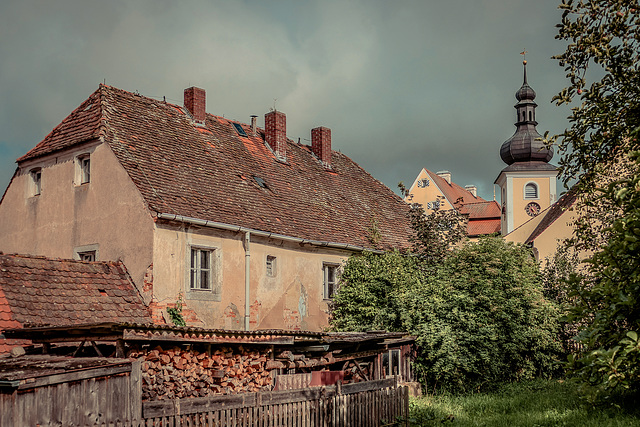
[{"x1": 525, "y1": 202, "x2": 541, "y2": 217}]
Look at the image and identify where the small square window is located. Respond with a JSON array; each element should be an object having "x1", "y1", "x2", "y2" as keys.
[
  {"x1": 190, "y1": 248, "x2": 213, "y2": 290},
  {"x1": 323, "y1": 263, "x2": 340, "y2": 299},
  {"x1": 30, "y1": 168, "x2": 41, "y2": 196},
  {"x1": 78, "y1": 251, "x2": 96, "y2": 262},
  {"x1": 266, "y1": 255, "x2": 276, "y2": 277}
]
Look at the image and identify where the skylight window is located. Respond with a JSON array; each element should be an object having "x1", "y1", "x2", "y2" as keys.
[
  {"x1": 233, "y1": 123, "x2": 248, "y2": 137},
  {"x1": 253, "y1": 176, "x2": 268, "y2": 189}
]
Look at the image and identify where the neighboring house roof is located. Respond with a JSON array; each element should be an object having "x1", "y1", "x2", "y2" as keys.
[
  {"x1": 0, "y1": 253, "x2": 152, "y2": 331},
  {"x1": 424, "y1": 170, "x2": 480, "y2": 207},
  {"x1": 525, "y1": 189, "x2": 578, "y2": 244},
  {"x1": 422, "y1": 169, "x2": 501, "y2": 237},
  {"x1": 18, "y1": 85, "x2": 412, "y2": 251}
]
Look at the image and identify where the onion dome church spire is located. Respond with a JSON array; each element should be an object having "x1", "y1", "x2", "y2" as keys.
[{"x1": 499, "y1": 60, "x2": 553, "y2": 165}]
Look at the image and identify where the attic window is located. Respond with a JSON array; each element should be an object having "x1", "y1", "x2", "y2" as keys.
[
  {"x1": 233, "y1": 123, "x2": 248, "y2": 137},
  {"x1": 253, "y1": 176, "x2": 268, "y2": 189},
  {"x1": 83, "y1": 103, "x2": 93, "y2": 111},
  {"x1": 30, "y1": 168, "x2": 42, "y2": 196}
]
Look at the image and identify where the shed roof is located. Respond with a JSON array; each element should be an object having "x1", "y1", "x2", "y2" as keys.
[{"x1": 0, "y1": 253, "x2": 152, "y2": 332}]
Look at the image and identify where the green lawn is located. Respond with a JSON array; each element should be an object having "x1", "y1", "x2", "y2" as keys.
[{"x1": 407, "y1": 379, "x2": 640, "y2": 426}]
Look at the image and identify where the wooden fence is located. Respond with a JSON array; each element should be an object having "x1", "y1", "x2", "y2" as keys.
[{"x1": 93, "y1": 377, "x2": 409, "y2": 427}]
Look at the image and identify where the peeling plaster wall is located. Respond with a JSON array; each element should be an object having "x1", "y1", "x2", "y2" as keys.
[
  {"x1": 0, "y1": 141, "x2": 155, "y2": 298},
  {"x1": 153, "y1": 223, "x2": 347, "y2": 331}
]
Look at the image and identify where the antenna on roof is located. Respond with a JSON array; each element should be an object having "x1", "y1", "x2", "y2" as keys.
[
  {"x1": 271, "y1": 98, "x2": 278, "y2": 112},
  {"x1": 103, "y1": 78, "x2": 106, "y2": 85}
]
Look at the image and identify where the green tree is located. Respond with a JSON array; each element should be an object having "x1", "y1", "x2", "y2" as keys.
[
  {"x1": 330, "y1": 237, "x2": 562, "y2": 393},
  {"x1": 403, "y1": 238, "x2": 561, "y2": 393},
  {"x1": 553, "y1": 0, "x2": 640, "y2": 399}
]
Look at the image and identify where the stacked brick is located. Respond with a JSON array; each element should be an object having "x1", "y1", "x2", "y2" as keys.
[{"x1": 132, "y1": 345, "x2": 272, "y2": 400}]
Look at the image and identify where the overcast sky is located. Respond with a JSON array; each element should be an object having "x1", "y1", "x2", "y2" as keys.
[{"x1": 0, "y1": 0, "x2": 573, "y2": 201}]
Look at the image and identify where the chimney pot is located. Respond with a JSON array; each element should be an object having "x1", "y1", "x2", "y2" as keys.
[
  {"x1": 265, "y1": 110, "x2": 287, "y2": 160},
  {"x1": 465, "y1": 185, "x2": 478, "y2": 197},
  {"x1": 250, "y1": 115, "x2": 258, "y2": 135},
  {"x1": 436, "y1": 170, "x2": 451, "y2": 184},
  {"x1": 311, "y1": 127, "x2": 332, "y2": 167},
  {"x1": 184, "y1": 87, "x2": 206, "y2": 123}
]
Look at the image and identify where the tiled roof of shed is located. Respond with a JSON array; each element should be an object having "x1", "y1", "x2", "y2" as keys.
[
  {"x1": 0, "y1": 253, "x2": 151, "y2": 329},
  {"x1": 18, "y1": 85, "x2": 412, "y2": 251}
]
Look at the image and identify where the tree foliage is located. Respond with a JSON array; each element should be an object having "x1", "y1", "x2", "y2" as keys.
[
  {"x1": 330, "y1": 236, "x2": 562, "y2": 393},
  {"x1": 553, "y1": 0, "x2": 640, "y2": 400}
]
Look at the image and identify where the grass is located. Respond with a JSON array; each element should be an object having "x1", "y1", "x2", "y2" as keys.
[{"x1": 407, "y1": 379, "x2": 640, "y2": 426}]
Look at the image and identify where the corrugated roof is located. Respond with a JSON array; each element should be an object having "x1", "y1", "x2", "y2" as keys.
[{"x1": 18, "y1": 85, "x2": 412, "y2": 251}]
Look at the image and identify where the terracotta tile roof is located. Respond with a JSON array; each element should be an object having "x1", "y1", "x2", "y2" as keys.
[
  {"x1": 425, "y1": 170, "x2": 482, "y2": 207},
  {"x1": 19, "y1": 85, "x2": 412, "y2": 251},
  {"x1": 0, "y1": 253, "x2": 152, "y2": 329},
  {"x1": 18, "y1": 91, "x2": 103, "y2": 162},
  {"x1": 458, "y1": 200, "x2": 501, "y2": 220},
  {"x1": 525, "y1": 189, "x2": 578, "y2": 244},
  {"x1": 467, "y1": 218, "x2": 501, "y2": 237}
]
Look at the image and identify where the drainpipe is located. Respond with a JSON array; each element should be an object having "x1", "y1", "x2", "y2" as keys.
[{"x1": 244, "y1": 231, "x2": 251, "y2": 331}]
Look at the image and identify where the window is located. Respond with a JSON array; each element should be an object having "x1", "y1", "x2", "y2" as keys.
[
  {"x1": 74, "y1": 244, "x2": 99, "y2": 262},
  {"x1": 190, "y1": 248, "x2": 213, "y2": 290},
  {"x1": 417, "y1": 178, "x2": 430, "y2": 188},
  {"x1": 75, "y1": 154, "x2": 91, "y2": 185},
  {"x1": 266, "y1": 255, "x2": 276, "y2": 277},
  {"x1": 80, "y1": 156, "x2": 90, "y2": 183},
  {"x1": 78, "y1": 251, "x2": 96, "y2": 262},
  {"x1": 233, "y1": 122, "x2": 248, "y2": 137},
  {"x1": 30, "y1": 168, "x2": 41, "y2": 196},
  {"x1": 323, "y1": 263, "x2": 340, "y2": 299},
  {"x1": 427, "y1": 199, "x2": 441, "y2": 210},
  {"x1": 524, "y1": 183, "x2": 538, "y2": 199}
]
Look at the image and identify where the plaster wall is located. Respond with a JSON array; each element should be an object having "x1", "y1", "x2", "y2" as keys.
[
  {"x1": 406, "y1": 169, "x2": 453, "y2": 211},
  {"x1": 0, "y1": 141, "x2": 155, "y2": 296},
  {"x1": 152, "y1": 223, "x2": 347, "y2": 331}
]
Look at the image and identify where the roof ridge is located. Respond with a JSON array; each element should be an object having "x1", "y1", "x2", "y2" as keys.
[{"x1": 0, "y1": 252, "x2": 120, "y2": 266}]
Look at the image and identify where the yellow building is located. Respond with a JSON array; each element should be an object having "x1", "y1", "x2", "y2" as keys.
[{"x1": 406, "y1": 168, "x2": 501, "y2": 238}]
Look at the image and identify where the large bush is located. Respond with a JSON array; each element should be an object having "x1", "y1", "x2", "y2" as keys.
[{"x1": 330, "y1": 237, "x2": 562, "y2": 393}]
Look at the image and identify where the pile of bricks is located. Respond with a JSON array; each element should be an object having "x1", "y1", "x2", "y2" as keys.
[{"x1": 132, "y1": 345, "x2": 272, "y2": 400}]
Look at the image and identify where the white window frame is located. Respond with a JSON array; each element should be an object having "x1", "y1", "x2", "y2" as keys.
[
  {"x1": 190, "y1": 247, "x2": 213, "y2": 291},
  {"x1": 524, "y1": 182, "x2": 539, "y2": 199},
  {"x1": 30, "y1": 168, "x2": 42, "y2": 196},
  {"x1": 266, "y1": 255, "x2": 277, "y2": 277},
  {"x1": 323, "y1": 263, "x2": 340, "y2": 300},
  {"x1": 185, "y1": 244, "x2": 222, "y2": 301},
  {"x1": 75, "y1": 154, "x2": 91, "y2": 185}
]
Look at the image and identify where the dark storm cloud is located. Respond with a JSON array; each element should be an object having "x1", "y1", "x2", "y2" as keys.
[{"x1": 0, "y1": 0, "x2": 571, "y2": 200}]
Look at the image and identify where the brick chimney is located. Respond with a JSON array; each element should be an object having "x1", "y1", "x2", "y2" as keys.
[
  {"x1": 184, "y1": 87, "x2": 206, "y2": 122},
  {"x1": 311, "y1": 126, "x2": 332, "y2": 167},
  {"x1": 265, "y1": 110, "x2": 286, "y2": 160}
]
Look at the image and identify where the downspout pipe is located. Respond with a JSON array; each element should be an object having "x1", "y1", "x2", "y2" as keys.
[
  {"x1": 244, "y1": 231, "x2": 251, "y2": 331},
  {"x1": 155, "y1": 213, "x2": 384, "y2": 254}
]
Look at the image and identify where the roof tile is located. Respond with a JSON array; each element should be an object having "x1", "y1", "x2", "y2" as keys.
[
  {"x1": 0, "y1": 254, "x2": 152, "y2": 329},
  {"x1": 20, "y1": 85, "x2": 412, "y2": 251}
]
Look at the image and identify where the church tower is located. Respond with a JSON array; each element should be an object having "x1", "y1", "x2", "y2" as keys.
[{"x1": 495, "y1": 60, "x2": 558, "y2": 235}]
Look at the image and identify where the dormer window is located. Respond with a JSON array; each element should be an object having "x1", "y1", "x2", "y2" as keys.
[
  {"x1": 76, "y1": 154, "x2": 91, "y2": 185},
  {"x1": 30, "y1": 168, "x2": 41, "y2": 196}
]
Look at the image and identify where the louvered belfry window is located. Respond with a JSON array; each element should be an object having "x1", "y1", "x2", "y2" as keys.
[{"x1": 525, "y1": 183, "x2": 538, "y2": 199}]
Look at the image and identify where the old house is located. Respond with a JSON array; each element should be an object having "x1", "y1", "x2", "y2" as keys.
[{"x1": 0, "y1": 85, "x2": 412, "y2": 331}]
